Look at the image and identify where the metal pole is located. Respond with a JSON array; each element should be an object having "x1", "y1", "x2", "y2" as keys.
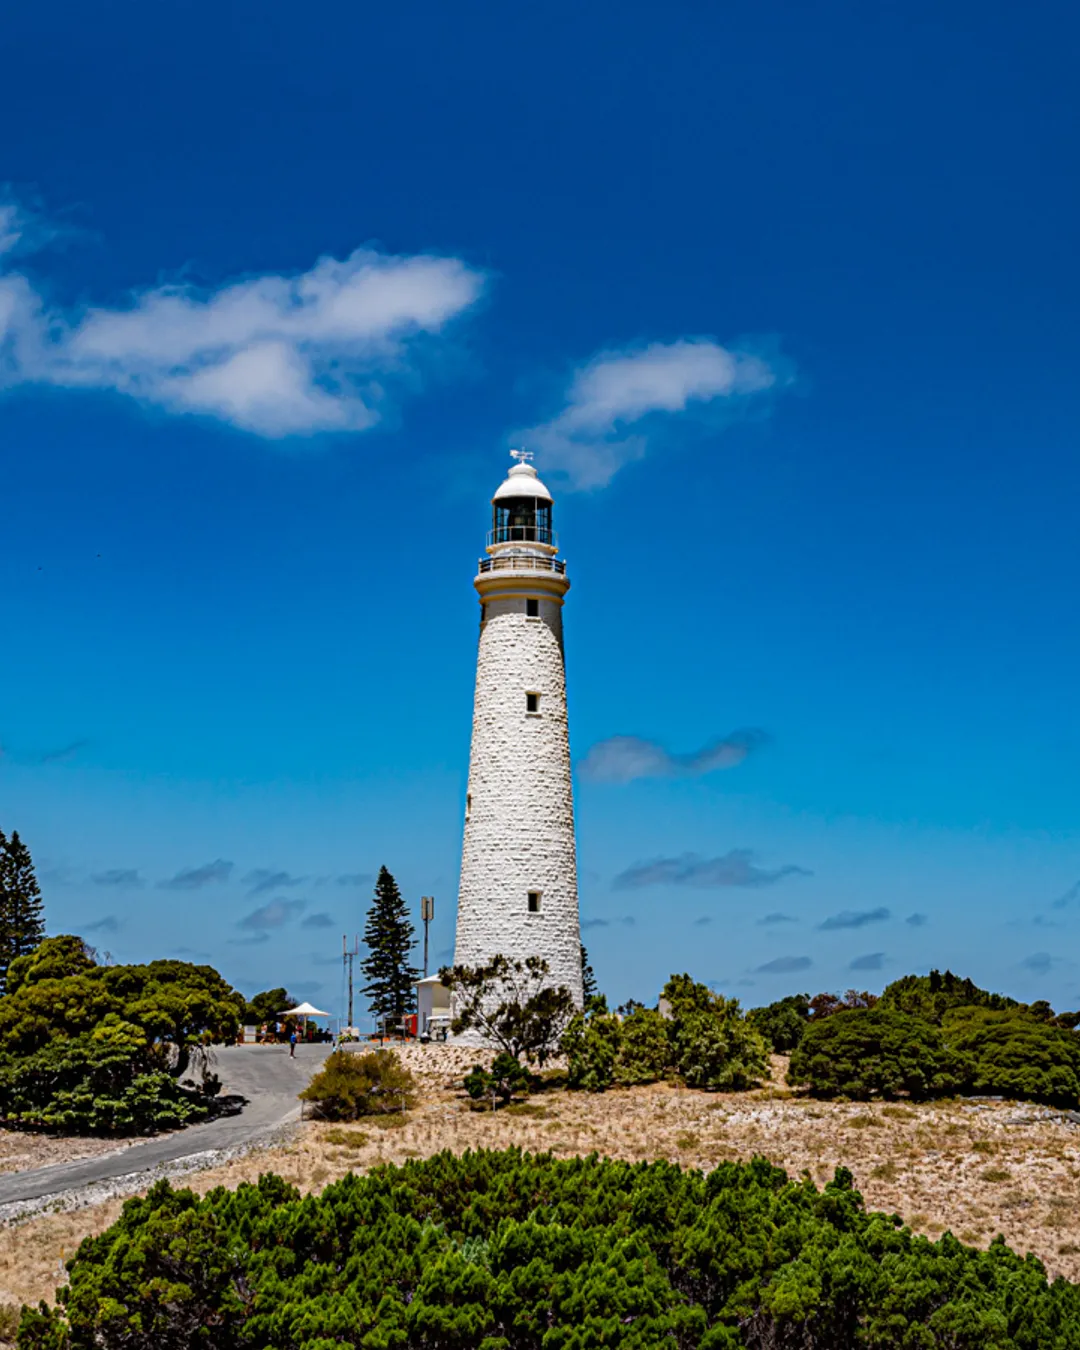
[{"x1": 421, "y1": 896, "x2": 434, "y2": 977}]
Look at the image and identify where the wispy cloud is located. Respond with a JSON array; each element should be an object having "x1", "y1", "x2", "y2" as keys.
[
  {"x1": 336, "y1": 873, "x2": 371, "y2": 887},
  {"x1": 228, "y1": 933, "x2": 271, "y2": 947},
  {"x1": 581, "y1": 916, "x2": 636, "y2": 930},
  {"x1": 614, "y1": 849, "x2": 811, "y2": 891},
  {"x1": 817, "y1": 907, "x2": 890, "y2": 931},
  {"x1": 36, "y1": 739, "x2": 89, "y2": 765},
  {"x1": 513, "y1": 339, "x2": 780, "y2": 489},
  {"x1": 158, "y1": 859, "x2": 233, "y2": 890},
  {"x1": 757, "y1": 912, "x2": 798, "y2": 926},
  {"x1": 243, "y1": 868, "x2": 306, "y2": 895},
  {"x1": 849, "y1": 952, "x2": 885, "y2": 971},
  {"x1": 238, "y1": 898, "x2": 306, "y2": 930},
  {"x1": 694, "y1": 916, "x2": 713, "y2": 927},
  {"x1": 0, "y1": 199, "x2": 484, "y2": 438},
  {"x1": 1019, "y1": 951, "x2": 1055, "y2": 975},
  {"x1": 172, "y1": 945, "x2": 211, "y2": 959},
  {"x1": 755, "y1": 955, "x2": 812, "y2": 974},
  {"x1": 905, "y1": 912, "x2": 928, "y2": 927},
  {"x1": 91, "y1": 868, "x2": 144, "y2": 888},
  {"x1": 301, "y1": 912, "x2": 336, "y2": 929},
  {"x1": 85, "y1": 915, "x2": 119, "y2": 933},
  {"x1": 579, "y1": 729, "x2": 769, "y2": 784},
  {"x1": 1051, "y1": 881, "x2": 1080, "y2": 910}
]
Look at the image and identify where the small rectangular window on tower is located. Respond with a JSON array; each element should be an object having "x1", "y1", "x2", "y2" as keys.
[
  {"x1": 526, "y1": 598, "x2": 539, "y2": 618},
  {"x1": 526, "y1": 692, "x2": 540, "y2": 714},
  {"x1": 527, "y1": 891, "x2": 542, "y2": 913}
]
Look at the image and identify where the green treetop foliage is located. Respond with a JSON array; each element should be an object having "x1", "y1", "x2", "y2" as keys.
[
  {"x1": 0, "y1": 831, "x2": 45, "y2": 995},
  {"x1": 0, "y1": 953, "x2": 244, "y2": 1074},
  {"x1": 878, "y1": 969, "x2": 1018, "y2": 1023},
  {"x1": 242, "y1": 987, "x2": 294, "y2": 1026},
  {"x1": 442, "y1": 955, "x2": 575, "y2": 1064},
  {"x1": 943, "y1": 1006, "x2": 1080, "y2": 1107},
  {"x1": 6, "y1": 934, "x2": 97, "y2": 996},
  {"x1": 360, "y1": 865, "x2": 419, "y2": 1027},
  {"x1": 22, "y1": 1149, "x2": 1080, "y2": 1350},
  {"x1": 787, "y1": 1007, "x2": 964, "y2": 1100},
  {"x1": 748, "y1": 993, "x2": 811, "y2": 1052}
]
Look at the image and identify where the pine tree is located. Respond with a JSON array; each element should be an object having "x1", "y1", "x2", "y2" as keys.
[
  {"x1": 360, "y1": 866, "x2": 420, "y2": 1030},
  {"x1": 0, "y1": 830, "x2": 46, "y2": 994},
  {"x1": 581, "y1": 943, "x2": 599, "y2": 1001}
]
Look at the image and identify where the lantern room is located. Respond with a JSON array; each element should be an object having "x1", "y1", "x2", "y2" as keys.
[{"x1": 489, "y1": 454, "x2": 555, "y2": 548}]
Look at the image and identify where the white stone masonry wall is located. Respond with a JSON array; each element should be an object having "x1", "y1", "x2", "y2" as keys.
[{"x1": 454, "y1": 597, "x2": 584, "y2": 1006}]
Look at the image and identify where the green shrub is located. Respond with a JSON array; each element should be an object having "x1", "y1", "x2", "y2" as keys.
[
  {"x1": 464, "y1": 1053, "x2": 531, "y2": 1108},
  {"x1": 21, "y1": 1150, "x2": 1080, "y2": 1349},
  {"x1": 614, "y1": 1006, "x2": 670, "y2": 1085},
  {"x1": 0, "y1": 1018, "x2": 206, "y2": 1135},
  {"x1": 944, "y1": 1007, "x2": 1080, "y2": 1107},
  {"x1": 787, "y1": 1007, "x2": 963, "y2": 1100},
  {"x1": 879, "y1": 969, "x2": 1018, "y2": 1023},
  {"x1": 748, "y1": 993, "x2": 811, "y2": 1052},
  {"x1": 663, "y1": 975, "x2": 769, "y2": 1091},
  {"x1": 562, "y1": 998, "x2": 622, "y2": 1091},
  {"x1": 299, "y1": 1049, "x2": 416, "y2": 1120}
]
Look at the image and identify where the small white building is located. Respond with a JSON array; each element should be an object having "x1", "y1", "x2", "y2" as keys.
[{"x1": 416, "y1": 974, "x2": 452, "y2": 1039}]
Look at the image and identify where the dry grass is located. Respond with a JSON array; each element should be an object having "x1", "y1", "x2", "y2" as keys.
[{"x1": 3, "y1": 1045, "x2": 1080, "y2": 1309}]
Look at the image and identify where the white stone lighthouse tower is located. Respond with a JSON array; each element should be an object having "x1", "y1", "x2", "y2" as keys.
[{"x1": 453, "y1": 452, "x2": 584, "y2": 1006}]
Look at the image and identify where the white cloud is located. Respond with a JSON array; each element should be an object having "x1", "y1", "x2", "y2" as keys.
[
  {"x1": 0, "y1": 204, "x2": 484, "y2": 436},
  {"x1": 515, "y1": 338, "x2": 779, "y2": 489}
]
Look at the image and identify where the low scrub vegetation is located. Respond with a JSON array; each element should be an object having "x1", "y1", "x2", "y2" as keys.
[
  {"x1": 561, "y1": 975, "x2": 769, "y2": 1093},
  {"x1": 20, "y1": 1149, "x2": 1080, "y2": 1348},
  {"x1": 299, "y1": 1049, "x2": 416, "y2": 1120}
]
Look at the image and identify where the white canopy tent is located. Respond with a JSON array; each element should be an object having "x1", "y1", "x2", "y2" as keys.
[{"x1": 279, "y1": 1002, "x2": 331, "y2": 1040}]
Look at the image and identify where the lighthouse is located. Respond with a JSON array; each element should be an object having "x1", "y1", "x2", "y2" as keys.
[{"x1": 452, "y1": 452, "x2": 584, "y2": 1006}]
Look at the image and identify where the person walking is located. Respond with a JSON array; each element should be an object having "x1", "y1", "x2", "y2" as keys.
[{"x1": 289, "y1": 1029, "x2": 297, "y2": 1058}]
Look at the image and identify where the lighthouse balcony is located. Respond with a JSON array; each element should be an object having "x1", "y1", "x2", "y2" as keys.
[{"x1": 478, "y1": 553, "x2": 567, "y2": 575}]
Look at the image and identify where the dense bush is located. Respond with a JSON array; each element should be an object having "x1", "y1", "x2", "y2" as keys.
[
  {"x1": 662, "y1": 975, "x2": 770, "y2": 1091},
  {"x1": 464, "y1": 1052, "x2": 531, "y2": 1108},
  {"x1": 299, "y1": 1049, "x2": 416, "y2": 1120},
  {"x1": 0, "y1": 942, "x2": 244, "y2": 1072},
  {"x1": 562, "y1": 979, "x2": 767, "y2": 1093},
  {"x1": 0, "y1": 937, "x2": 244, "y2": 1135},
  {"x1": 21, "y1": 1149, "x2": 1080, "y2": 1349},
  {"x1": 747, "y1": 993, "x2": 810, "y2": 1052},
  {"x1": 944, "y1": 1007, "x2": 1080, "y2": 1107},
  {"x1": 787, "y1": 1007, "x2": 963, "y2": 1100},
  {"x1": 878, "y1": 969, "x2": 1018, "y2": 1023},
  {"x1": 0, "y1": 1018, "x2": 206, "y2": 1134},
  {"x1": 615, "y1": 1005, "x2": 670, "y2": 1084}
]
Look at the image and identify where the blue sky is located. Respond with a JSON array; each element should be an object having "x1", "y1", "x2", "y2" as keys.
[{"x1": 2, "y1": 0, "x2": 1079, "y2": 1020}]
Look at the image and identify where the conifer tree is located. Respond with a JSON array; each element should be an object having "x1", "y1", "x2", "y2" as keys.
[
  {"x1": 581, "y1": 943, "x2": 598, "y2": 1001},
  {"x1": 360, "y1": 866, "x2": 419, "y2": 1030},
  {"x1": 0, "y1": 830, "x2": 46, "y2": 995}
]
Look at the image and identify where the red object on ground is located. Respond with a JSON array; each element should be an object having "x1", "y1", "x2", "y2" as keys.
[{"x1": 405, "y1": 1014, "x2": 418, "y2": 1038}]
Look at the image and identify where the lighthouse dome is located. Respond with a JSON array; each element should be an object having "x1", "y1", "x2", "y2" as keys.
[{"x1": 492, "y1": 461, "x2": 553, "y2": 503}]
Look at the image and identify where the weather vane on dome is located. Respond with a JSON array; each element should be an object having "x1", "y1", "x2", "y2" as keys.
[{"x1": 510, "y1": 447, "x2": 534, "y2": 465}]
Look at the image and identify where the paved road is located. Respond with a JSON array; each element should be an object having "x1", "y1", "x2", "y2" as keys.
[{"x1": 0, "y1": 1043, "x2": 332, "y2": 1206}]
